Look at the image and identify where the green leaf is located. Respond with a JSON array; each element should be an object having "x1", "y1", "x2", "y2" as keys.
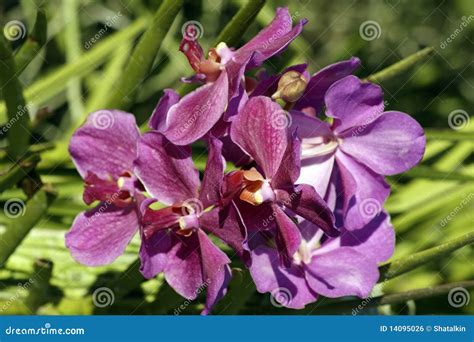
[
  {"x1": 425, "y1": 129, "x2": 474, "y2": 141},
  {"x1": 0, "y1": 154, "x2": 40, "y2": 193},
  {"x1": 105, "y1": 0, "x2": 184, "y2": 110},
  {"x1": 379, "y1": 231, "x2": 474, "y2": 281},
  {"x1": 364, "y1": 47, "x2": 434, "y2": 83},
  {"x1": 396, "y1": 165, "x2": 474, "y2": 182}
]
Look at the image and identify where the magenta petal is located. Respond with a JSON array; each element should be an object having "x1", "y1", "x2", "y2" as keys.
[
  {"x1": 134, "y1": 132, "x2": 200, "y2": 205},
  {"x1": 272, "y1": 133, "x2": 302, "y2": 189},
  {"x1": 305, "y1": 247, "x2": 379, "y2": 298},
  {"x1": 139, "y1": 230, "x2": 172, "y2": 279},
  {"x1": 69, "y1": 110, "x2": 139, "y2": 179},
  {"x1": 336, "y1": 150, "x2": 390, "y2": 230},
  {"x1": 230, "y1": 96, "x2": 288, "y2": 178},
  {"x1": 149, "y1": 89, "x2": 180, "y2": 131},
  {"x1": 162, "y1": 71, "x2": 229, "y2": 145},
  {"x1": 272, "y1": 204, "x2": 302, "y2": 265},
  {"x1": 340, "y1": 111, "x2": 426, "y2": 175},
  {"x1": 163, "y1": 233, "x2": 203, "y2": 300},
  {"x1": 199, "y1": 137, "x2": 225, "y2": 208},
  {"x1": 325, "y1": 76, "x2": 384, "y2": 134},
  {"x1": 235, "y1": 7, "x2": 307, "y2": 69},
  {"x1": 249, "y1": 246, "x2": 318, "y2": 309},
  {"x1": 277, "y1": 184, "x2": 337, "y2": 237},
  {"x1": 197, "y1": 230, "x2": 231, "y2": 315},
  {"x1": 65, "y1": 204, "x2": 139, "y2": 266},
  {"x1": 294, "y1": 57, "x2": 361, "y2": 113}
]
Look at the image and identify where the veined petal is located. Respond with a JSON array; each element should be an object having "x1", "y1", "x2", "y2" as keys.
[
  {"x1": 272, "y1": 133, "x2": 302, "y2": 189},
  {"x1": 272, "y1": 204, "x2": 302, "y2": 266},
  {"x1": 139, "y1": 230, "x2": 172, "y2": 279},
  {"x1": 199, "y1": 137, "x2": 225, "y2": 208},
  {"x1": 69, "y1": 110, "x2": 139, "y2": 179},
  {"x1": 325, "y1": 76, "x2": 384, "y2": 134},
  {"x1": 65, "y1": 204, "x2": 139, "y2": 266},
  {"x1": 163, "y1": 71, "x2": 229, "y2": 145},
  {"x1": 230, "y1": 96, "x2": 288, "y2": 178},
  {"x1": 340, "y1": 111, "x2": 426, "y2": 175},
  {"x1": 149, "y1": 89, "x2": 180, "y2": 131},
  {"x1": 134, "y1": 132, "x2": 200, "y2": 205},
  {"x1": 306, "y1": 247, "x2": 379, "y2": 298},
  {"x1": 294, "y1": 57, "x2": 361, "y2": 113}
]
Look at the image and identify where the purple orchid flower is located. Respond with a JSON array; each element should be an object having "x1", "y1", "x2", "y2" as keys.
[
  {"x1": 66, "y1": 110, "x2": 143, "y2": 266},
  {"x1": 134, "y1": 133, "x2": 248, "y2": 314},
  {"x1": 291, "y1": 75, "x2": 426, "y2": 230},
  {"x1": 226, "y1": 96, "x2": 337, "y2": 266},
  {"x1": 150, "y1": 7, "x2": 306, "y2": 146},
  {"x1": 249, "y1": 212, "x2": 395, "y2": 309}
]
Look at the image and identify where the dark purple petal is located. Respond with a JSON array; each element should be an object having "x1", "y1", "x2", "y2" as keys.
[
  {"x1": 162, "y1": 71, "x2": 229, "y2": 145},
  {"x1": 272, "y1": 204, "x2": 301, "y2": 266},
  {"x1": 305, "y1": 247, "x2": 379, "y2": 298},
  {"x1": 139, "y1": 230, "x2": 172, "y2": 279},
  {"x1": 335, "y1": 150, "x2": 390, "y2": 230},
  {"x1": 199, "y1": 205, "x2": 250, "y2": 265},
  {"x1": 230, "y1": 96, "x2": 288, "y2": 178},
  {"x1": 276, "y1": 184, "x2": 337, "y2": 237},
  {"x1": 69, "y1": 110, "x2": 139, "y2": 179},
  {"x1": 220, "y1": 135, "x2": 252, "y2": 167},
  {"x1": 149, "y1": 89, "x2": 180, "y2": 131},
  {"x1": 249, "y1": 245, "x2": 318, "y2": 309},
  {"x1": 340, "y1": 111, "x2": 426, "y2": 175},
  {"x1": 197, "y1": 230, "x2": 231, "y2": 315},
  {"x1": 325, "y1": 76, "x2": 384, "y2": 134},
  {"x1": 294, "y1": 57, "x2": 361, "y2": 113},
  {"x1": 199, "y1": 137, "x2": 225, "y2": 208},
  {"x1": 134, "y1": 132, "x2": 200, "y2": 205},
  {"x1": 272, "y1": 133, "x2": 301, "y2": 189},
  {"x1": 234, "y1": 7, "x2": 307, "y2": 69},
  {"x1": 65, "y1": 204, "x2": 139, "y2": 266}
]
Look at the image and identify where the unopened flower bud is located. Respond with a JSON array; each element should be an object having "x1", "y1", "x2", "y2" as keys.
[{"x1": 272, "y1": 71, "x2": 308, "y2": 103}]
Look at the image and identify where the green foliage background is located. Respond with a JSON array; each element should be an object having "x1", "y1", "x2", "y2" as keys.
[{"x1": 0, "y1": 0, "x2": 472, "y2": 315}]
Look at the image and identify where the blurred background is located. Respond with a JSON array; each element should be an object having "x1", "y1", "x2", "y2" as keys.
[{"x1": 0, "y1": 0, "x2": 472, "y2": 315}]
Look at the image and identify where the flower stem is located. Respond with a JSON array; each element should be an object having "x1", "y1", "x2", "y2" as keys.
[{"x1": 364, "y1": 47, "x2": 434, "y2": 83}]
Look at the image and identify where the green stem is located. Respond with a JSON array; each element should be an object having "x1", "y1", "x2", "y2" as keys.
[
  {"x1": 379, "y1": 231, "x2": 474, "y2": 281},
  {"x1": 14, "y1": 9, "x2": 47, "y2": 75},
  {"x1": 0, "y1": 154, "x2": 40, "y2": 193},
  {"x1": 425, "y1": 129, "x2": 474, "y2": 141},
  {"x1": 0, "y1": 187, "x2": 57, "y2": 267},
  {"x1": 396, "y1": 165, "x2": 474, "y2": 182},
  {"x1": 0, "y1": 37, "x2": 32, "y2": 159},
  {"x1": 105, "y1": 0, "x2": 184, "y2": 110},
  {"x1": 364, "y1": 47, "x2": 434, "y2": 83},
  {"x1": 24, "y1": 258, "x2": 54, "y2": 312}
]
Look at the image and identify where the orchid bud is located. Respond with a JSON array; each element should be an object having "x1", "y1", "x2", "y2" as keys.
[{"x1": 271, "y1": 70, "x2": 308, "y2": 103}]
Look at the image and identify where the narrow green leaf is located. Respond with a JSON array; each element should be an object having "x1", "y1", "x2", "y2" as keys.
[
  {"x1": 364, "y1": 47, "x2": 434, "y2": 83},
  {"x1": 379, "y1": 231, "x2": 474, "y2": 281},
  {"x1": 105, "y1": 0, "x2": 184, "y2": 110},
  {"x1": 0, "y1": 187, "x2": 57, "y2": 267},
  {"x1": 425, "y1": 129, "x2": 474, "y2": 141},
  {"x1": 396, "y1": 165, "x2": 474, "y2": 182},
  {"x1": 0, "y1": 17, "x2": 148, "y2": 123},
  {"x1": 0, "y1": 37, "x2": 31, "y2": 159},
  {"x1": 214, "y1": 0, "x2": 266, "y2": 47},
  {"x1": 0, "y1": 154, "x2": 40, "y2": 193},
  {"x1": 14, "y1": 9, "x2": 47, "y2": 75}
]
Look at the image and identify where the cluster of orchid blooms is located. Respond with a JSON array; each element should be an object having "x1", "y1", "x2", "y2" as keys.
[{"x1": 66, "y1": 8, "x2": 426, "y2": 314}]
